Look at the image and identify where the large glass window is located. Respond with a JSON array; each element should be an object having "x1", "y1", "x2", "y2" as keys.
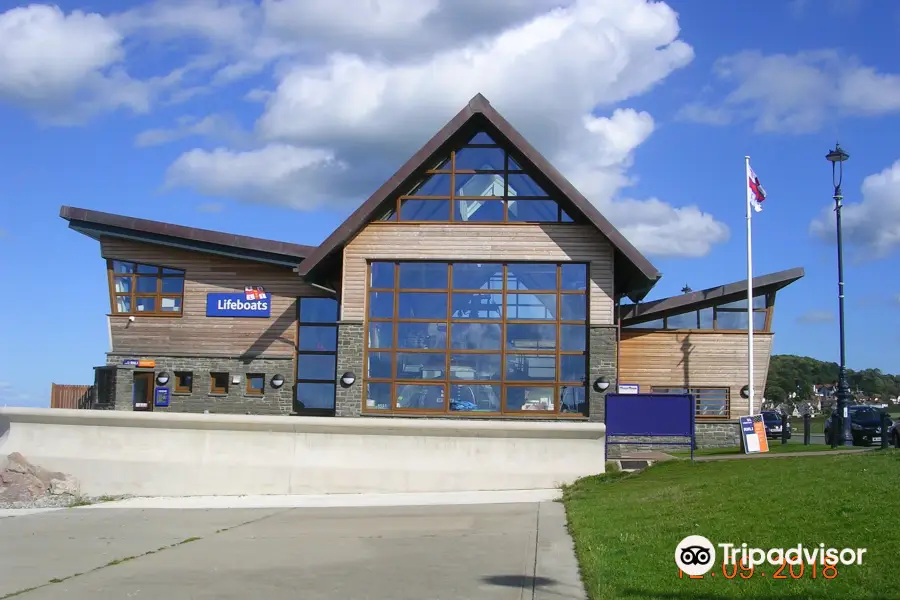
[
  {"x1": 623, "y1": 294, "x2": 771, "y2": 331},
  {"x1": 107, "y1": 260, "x2": 185, "y2": 316},
  {"x1": 295, "y1": 298, "x2": 339, "y2": 414},
  {"x1": 364, "y1": 261, "x2": 588, "y2": 416},
  {"x1": 379, "y1": 132, "x2": 573, "y2": 223},
  {"x1": 652, "y1": 386, "x2": 730, "y2": 420}
]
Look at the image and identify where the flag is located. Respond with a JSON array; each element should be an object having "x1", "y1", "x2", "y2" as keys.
[
  {"x1": 244, "y1": 286, "x2": 267, "y2": 300},
  {"x1": 748, "y1": 168, "x2": 766, "y2": 213}
]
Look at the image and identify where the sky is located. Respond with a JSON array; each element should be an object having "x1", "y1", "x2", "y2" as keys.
[{"x1": 1, "y1": 0, "x2": 899, "y2": 408}]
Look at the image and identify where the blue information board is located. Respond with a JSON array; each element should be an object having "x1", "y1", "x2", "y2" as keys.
[
  {"x1": 154, "y1": 387, "x2": 170, "y2": 407},
  {"x1": 206, "y1": 293, "x2": 271, "y2": 318},
  {"x1": 605, "y1": 393, "x2": 696, "y2": 461}
]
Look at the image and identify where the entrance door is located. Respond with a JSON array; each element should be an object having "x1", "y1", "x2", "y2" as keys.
[{"x1": 133, "y1": 372, "x2": 154, "y2": 411}]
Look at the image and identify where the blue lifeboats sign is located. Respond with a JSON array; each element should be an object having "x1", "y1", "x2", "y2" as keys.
[{"x1": 206, "y1": 293, "x2": 271, "y2": 318}]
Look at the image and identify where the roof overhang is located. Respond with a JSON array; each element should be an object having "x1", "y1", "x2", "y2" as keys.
[
  {"x1": 61, "y1": 206, "x2": 313, "y2": 267},
  {"x1": 296, "y1": 94, "x2": 662, "y2": 302},
  {"x1": 621, "y1": 267, "x2": 805, "y2": 325}
]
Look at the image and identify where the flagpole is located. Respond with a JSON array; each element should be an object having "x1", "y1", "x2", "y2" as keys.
[{"x1": 745, "y1": 156, "x2": 755, "y2": 416}]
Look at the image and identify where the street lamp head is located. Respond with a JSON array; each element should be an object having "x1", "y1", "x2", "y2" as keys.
[
  {"x1": 826, "y1": 142, "x2": 849, "y2": 189},
  {"x1": 825, "y1": 143, "x2": 849, "y2": 164}
]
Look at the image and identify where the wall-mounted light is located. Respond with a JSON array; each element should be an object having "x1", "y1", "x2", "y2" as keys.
[
  {"x1": 592, "y1": 376, "x2": 611, "y2": 393},
  {"x1": 156, "y1": 372, "x2": 170, "y2": 386},
  {"x1": 740, "y1": 385, "x2": 750, "y2": 400},
  {"x1": 271, "y1": 374, "x2": 285, "y2": 389},
  {"x1": 340, "y1": 372, "x2": 356, "y2": 388}
]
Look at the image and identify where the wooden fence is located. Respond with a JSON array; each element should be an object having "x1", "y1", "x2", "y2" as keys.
[{"x1": 50, "y1": 384, "x2": 94, "y2": 409}]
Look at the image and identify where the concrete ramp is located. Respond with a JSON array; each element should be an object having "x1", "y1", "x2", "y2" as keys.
[{"x1": 0, "y1": 408, "x2": 606, "y2": 497}]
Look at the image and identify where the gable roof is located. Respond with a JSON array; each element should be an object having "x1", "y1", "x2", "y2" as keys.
[
  {"x1": 620, "y1": 267, "x2": 805, "y2": 325},
  {"x1": 296, "y1": 93, "x2": 662, "y2": 301},
  {"x1": 60, "y1": 206, "x2": 314, "y2": 267}
]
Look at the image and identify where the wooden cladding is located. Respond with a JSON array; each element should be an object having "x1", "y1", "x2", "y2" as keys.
[
  {"x1": 50, "y1": 384, "x2": 92, "y2": 409},
  {"x1": 618, "y1": 330, "x2": 773, "y2": 419},
  {"x1": 342, "y1": 223, "x2": 614, "y2": 324},
  {"x1": 100, "y1": 237, "x2": 328, "y2": 357}
]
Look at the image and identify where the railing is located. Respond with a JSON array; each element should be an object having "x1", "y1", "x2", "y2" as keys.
[{"x1": 50, "y1": 384, "x2": 94, "y2": 409}]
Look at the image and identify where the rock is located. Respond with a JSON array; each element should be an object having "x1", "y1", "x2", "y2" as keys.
[
  {"x1": 6, "y1": 452, "x2": 32, "y2": 475},
  {"x1": 0, "y1": 453, "x2": 83, "y2": 508},
  {"x1": 49, "y1": 477, "x2": 80, "y2": 496}
]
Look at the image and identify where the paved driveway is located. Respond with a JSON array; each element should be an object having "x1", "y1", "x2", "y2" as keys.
[{"x1": 0, "y1": 501, "x2": 584, "y2": 599}]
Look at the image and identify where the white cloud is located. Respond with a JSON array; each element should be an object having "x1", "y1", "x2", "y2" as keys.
[
  {"x1": 679, "y1": 50, "x2": 900, "y2": 133},
  {"x1": 0, "y1": 0, "x2": 729, "y2": 259},
  {"x1": 789, "y1": 0, "x2": 864, "y2": 18},
  {"x1": 797, "y1": 310, "x2": 836, "y2": 324},
  {"x1": 0, "y1": 4, "x2": 149, "y2": 122},
  {"x1": 197, "y1": 202, "x2": 225, "y2": 213},
  {"x1": 0, "y1": 380, "x2": 39, "y2": 407},
  {"x1": 165, "y1": 0, "x2": 732, "y2": 257},
  {"x1": 809, "y1": 160, "x2": 900, "y2": 258},
  {"x1": 135, "y1": 113, "x2": 248, "y2": 147},
  {"x1": 675, "y1": 102, "x2": 732, "y2": 126},
  {"x1": 165, "y1": 144, "x2": 349, "y2": 208}
]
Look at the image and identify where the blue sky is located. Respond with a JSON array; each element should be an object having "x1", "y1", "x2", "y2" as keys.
[{"x1": 1, "y1": 0, "x2": 899, "y2": 407}]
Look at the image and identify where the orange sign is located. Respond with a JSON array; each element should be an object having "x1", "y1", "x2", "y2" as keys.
[
  {"x1": 137, "y1": 360, "x2": 156, "y2": 368},
  {"x1": 754, "y1": 420, "x2": 769, "y2": 452},
  {"x1": 740, "y1": 414, "x2": 770, "y2": 453}
]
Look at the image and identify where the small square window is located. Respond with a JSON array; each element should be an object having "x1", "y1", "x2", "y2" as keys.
[
  {"x1": 174, "y1": 371, "x2": 193, "y2": 394},
  {"x1": 246, "y1": 373, "x2": 265, "y2": 395},
  {"x1": 210, "y1": 372, "x2": 229, "y2": 395}
]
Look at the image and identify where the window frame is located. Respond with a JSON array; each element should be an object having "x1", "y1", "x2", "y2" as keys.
[
  {"x1": 623, "y1": 293, "x2": 775, "y2": 332},
  {"x1": 362, "y1": 261, "x2": 589, "y2": 418},
  {"x1": 106, "y1": 259, "x2": 186, "y2": 317},
  {"x1": 294, "y1": 297, "x2": 340, "y2": 416},
  {"x1": 210, "y1": 372, "x2": 229, "y2": 395},
  {"x1": 651, "y1": 386, "x2": 731, "y2": 420},
  {"x1": 378, "y1": 134, "x2": 576, "y2": 224},
  {"x1": 246, "y1": 373, "x2": 265, "y2": 396},
  {"x1": 173, "y1": 371, "x2": 193, "y2": 394}
]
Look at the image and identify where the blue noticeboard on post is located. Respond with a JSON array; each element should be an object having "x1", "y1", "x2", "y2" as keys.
[
  {"x1": 206, "y1": 293, "x2": 271, "y2": 318},
  {"x1": 605, "y1": 393, "x2": 696, "y2": 461},
  {"x1": 154, "y1": 387, "x2": 170, "y2": 407}
]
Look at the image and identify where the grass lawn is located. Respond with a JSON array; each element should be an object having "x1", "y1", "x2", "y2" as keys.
[
  {"x1": 563, "y1": 450, "x2": 899, "y2": 599},
  {"x1": 669, "y1": 443, "x2": 853, "y2": 457}
]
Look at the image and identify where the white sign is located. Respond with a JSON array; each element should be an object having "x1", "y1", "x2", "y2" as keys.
[{"x1": 618, "y1": 383, "x2": 640, "y2": 394}]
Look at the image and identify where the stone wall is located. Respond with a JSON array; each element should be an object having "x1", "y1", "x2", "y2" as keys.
[
  {"x1": 588, "y1": 325, "x2": 617, "y2": 423},
  {"x1": 605, "y1": 421, "x2": 742, "y2": 457},
  {"x1": 695, "y1": 421, "x2": 741, "y2": 448},
  {"x1": 335, "y1": 322, "x2": 364, "y2": 417},
  {"x1": 106, "y1": 354, "x2": 295, "y2": 415}
]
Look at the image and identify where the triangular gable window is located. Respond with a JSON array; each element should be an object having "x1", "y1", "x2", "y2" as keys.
[{"x1": 383, "y1": 131, "x2": 572, "y2": 223}]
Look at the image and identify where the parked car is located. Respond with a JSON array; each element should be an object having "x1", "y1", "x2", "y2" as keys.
[
  {"x1": 889, "y1": 419, "x2": 900, "y2": 448},
  {"x1": 761, "y1": 410, "x2": 790, "y2": 439},
  {"x1": 824, "y1": 405, "x2": 893, "y2": 446}
]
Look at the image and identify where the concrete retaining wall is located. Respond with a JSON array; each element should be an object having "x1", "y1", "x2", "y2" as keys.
[{"x1": 0, "y1": 408, "x2": 606, "y2": 497}]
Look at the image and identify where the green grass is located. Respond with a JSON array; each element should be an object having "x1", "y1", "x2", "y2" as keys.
[{"x1": 563, "y1": 450, "x2": 900, "y2": 599}]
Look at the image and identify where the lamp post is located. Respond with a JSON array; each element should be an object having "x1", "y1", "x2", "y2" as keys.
[{"x1": 826, "y1": 142, "x2": 853, "y2": 447}]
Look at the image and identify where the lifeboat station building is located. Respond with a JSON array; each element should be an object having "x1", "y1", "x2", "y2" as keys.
[{"x1": 61, "y1": 94, "x2": 802, "y2": 447}]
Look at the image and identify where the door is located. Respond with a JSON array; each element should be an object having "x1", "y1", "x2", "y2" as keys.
[{"x1": 133, "y1": 372, "x2": 154, "y2": 411}]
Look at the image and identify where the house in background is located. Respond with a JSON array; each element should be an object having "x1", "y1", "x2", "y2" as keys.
[{"x1": 60, "y1": 94, "x2": 803, "y2": 447}]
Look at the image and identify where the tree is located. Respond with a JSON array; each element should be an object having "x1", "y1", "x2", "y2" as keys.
[
  {"x1": 765, "y1": 384, "x2": 787, "y2": 404},
  {"x1": 768, "y1": 355, "x2": 900, "y2": 402}
]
